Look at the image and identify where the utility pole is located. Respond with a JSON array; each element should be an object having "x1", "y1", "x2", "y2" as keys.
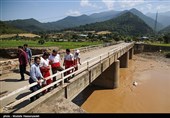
[{"x1": 154, "y1": 11, "x2": 158, "y2": 39}]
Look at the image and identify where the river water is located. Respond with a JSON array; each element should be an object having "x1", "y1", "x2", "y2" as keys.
[{"x1": 73, "y1": 53, "x2": 170, "y2": 113}]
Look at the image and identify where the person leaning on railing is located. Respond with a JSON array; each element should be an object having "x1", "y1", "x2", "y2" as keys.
[
  {"x1": 29, "y1": 56, "x2": 45, "y2": 102},
  {"x1": 49, "y1": 49, "x2": 64, "y2": 88},
  {"x1": 73, "y1": 49, "x2": 81, "y2": 72},
  {"x1": 63, "y1": 49, "x2": 74, "y2": 82},
  {"x1": 39, "y1": 52, "x2": 52, "y2": 94}
]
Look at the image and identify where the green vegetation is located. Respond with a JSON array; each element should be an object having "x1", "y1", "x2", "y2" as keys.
[
  {"x1": 165, "y1": 52, "x2": 170, "y2": 58},
  {"x1": 0, "y1": 21, "x2": 25, "y2": 34},
  {"x1": 71, "y1": 12, "x2": 154, "y2": 36},
  {"x1": 150, "y1": 43, "x2": 170, "y2": 47},
  {"x1": 0, "y1": 40, "x2": 102, "y2": 49},
  {"x1": 159, "y1": 25, "x2": 170, "y2": 34},
  {"x1": 5, "y1": 18, "x2": 46, "y2": 33}
]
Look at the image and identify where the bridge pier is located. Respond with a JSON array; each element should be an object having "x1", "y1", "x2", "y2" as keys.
[
  {"x1": 129, "y1": 48, "x2": 134, "y2": 60},
  {"x1": 119, "y1": 51, "x2": 129, "y2": 68},
  {"x1": 92, "y1": 60, "x2": 120, "y2": 89}
]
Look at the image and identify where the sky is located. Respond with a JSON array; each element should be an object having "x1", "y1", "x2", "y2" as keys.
[{"x1": 0, "y1": 0, "x2": 170, "y2": 23}]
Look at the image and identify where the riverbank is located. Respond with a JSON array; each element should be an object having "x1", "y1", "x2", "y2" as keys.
[{"x1": 79, "y1": 52, "x2": 170, "y2": 113}]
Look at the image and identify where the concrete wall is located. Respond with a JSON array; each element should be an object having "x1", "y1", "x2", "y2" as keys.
[
  {"x1": 92, "y1": 60, "x2": 120, "y2": 89},
  {"x1": 11, "y1": 43, "x2": 134, "y2": 113},
  {"x1": 134, "y1": 44, "x2": 170, "y2": 54}
]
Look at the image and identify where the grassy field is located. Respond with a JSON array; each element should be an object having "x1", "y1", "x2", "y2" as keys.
[
  {"x1": 0, "y1": 40, "x2": 102, "y2": 49},
  {"x1": 150, "y1": 43, "x2": 170, "y2": 47}
]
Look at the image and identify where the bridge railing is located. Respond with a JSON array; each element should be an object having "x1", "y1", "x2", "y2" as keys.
[
  {"x1": 1, "y1": 42, "x2": 134, "y2": 110},
  {"x1": 0, "y1": 42, "x2": 117, "y2": 75}
]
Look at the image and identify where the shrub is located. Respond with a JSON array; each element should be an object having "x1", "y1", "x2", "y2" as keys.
[
  {"x1": 165, "y1": 53, "x2": 170, "y2": 58},
  {"x1": 38, "y1": 39, "x2": 45, "y2": 45}
]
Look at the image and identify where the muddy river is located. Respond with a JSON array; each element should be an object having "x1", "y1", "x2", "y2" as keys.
[{"x1": 73, "y1": 53, "x2": 170, "y2": 113}]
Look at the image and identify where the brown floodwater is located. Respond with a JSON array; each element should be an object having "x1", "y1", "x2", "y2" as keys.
[{"x1": 73, "y1": 53, "x2": 170, "y2": 113}]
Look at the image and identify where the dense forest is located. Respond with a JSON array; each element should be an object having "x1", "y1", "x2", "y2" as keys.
[
  {"x1": 71, "y1": 12, "x2": 154, "y2": 36},
  {"x1": 0, "y1": 21, "x2": 25, "y2": 34}
]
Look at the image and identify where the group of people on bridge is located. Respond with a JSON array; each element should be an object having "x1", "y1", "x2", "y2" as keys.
[{"x1": 17, "y1": 44, "x2": 81, "y2": 102}]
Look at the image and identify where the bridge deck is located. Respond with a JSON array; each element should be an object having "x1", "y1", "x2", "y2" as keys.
[{"x1": 0, "y1": 42, "x2": 130, "y2": 111}]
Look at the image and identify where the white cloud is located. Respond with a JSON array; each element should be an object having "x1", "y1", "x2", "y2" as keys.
[
  {"x1": 146, "y1": 4, "x2": 152, "y2": 11},
  {"x1": 119, "y1": 0, "x2": 145, "y2": 8},
  {"x1": 102, "y1": 0, "x2": 115, "y2": 10},
  {"x1": 66, "y1": 10, "x2": 81, "y2": 16},
  {"x1": 80, "y1": 0, "x2": 97, "y2": 8},
  {"x1": 138, "y1": 2, "x2": 170, "y2": 13}
]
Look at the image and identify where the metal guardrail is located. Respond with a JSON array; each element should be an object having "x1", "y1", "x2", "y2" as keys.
[
  {"x1": 0, "y1": 43, "x2": 114, "y2": 75},
  {"x1": 1, "y1": 42, "x2": 134, "y2": 110}
]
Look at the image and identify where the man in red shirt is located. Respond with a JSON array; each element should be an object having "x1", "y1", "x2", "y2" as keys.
[{"x1": 18, "y1": 46, "x2": 28, "y2": 81}]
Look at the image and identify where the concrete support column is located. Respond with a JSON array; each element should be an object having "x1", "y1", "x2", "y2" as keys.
[
  {"x1": 129, "y1": 48, "x2": 134, "y2": 60},
  {"x1": 119, "y1": 51, "x2": 129, "y2": 68},
  {"x1": 112, "y1": 60, "x2": 120, "y2": 88},
  {"x1": 92, "y1": 60, "x2": 120, "y2": 89}
]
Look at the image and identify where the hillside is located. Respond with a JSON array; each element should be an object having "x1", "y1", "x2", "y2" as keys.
[
  {"x1": 159, "y1": 25, "x2": 170, "y2": 34},
  {"x1": 0, "y1": 21, "x2": 25, "y2": 34},
  {"x1": 3, "y1": 8, "x2": 165, "y2": 33},
  {"x1": 47, "y1": 15, "x2": 94, "y2": 30},
  {"x1": 129, "y1": 8, "x2": 164, "y2": 31},
  {"x1": 146, "y1": 11, "x2": 170, "y2": 29},
  {"x1": 5, "y1": 18, "x2": 47, "y2": 33},
  {"x1": 46, "y1": 11, "x2": 122, "y2": 30},
  {"x1": 72, "y1": 12, "x2": 154, "y2": 36}
]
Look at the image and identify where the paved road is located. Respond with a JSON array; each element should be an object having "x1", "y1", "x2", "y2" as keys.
[{"x1": 0, "y1": 42, "x2": 128, "y2": 109}]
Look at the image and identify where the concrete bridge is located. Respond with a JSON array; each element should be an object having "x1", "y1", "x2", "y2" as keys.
[{"x1": 0, "y1": 42, "x2": 134, "y2": 113}]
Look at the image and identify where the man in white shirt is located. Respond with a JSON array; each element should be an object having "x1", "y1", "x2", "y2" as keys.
[
  {"x1": 49, "y1": 49, "x2": 64, "y2": 88},
  {"x1": 73, "y1": 49, "x2": 81, "y2": 71},
  {"x1": 39, "y1": 52, "x2": 52, "y2": 93},
  {"x1": 63, "y1": 49, "x2": 74, "y2": 81}
]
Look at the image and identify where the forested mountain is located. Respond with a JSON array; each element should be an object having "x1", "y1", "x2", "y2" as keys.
[
  {"x1": 71, "y1": 12, "x2": 154, "y2": 36},
  {"x1": 3, "y1": 8, "x2": 165, "y2": 33},
  {"x1": 46, "y1": 15, "x2": 94, "y2": 30},
  {"x1": 5, "y1": 18, "x2": 47, "y2": 33},
  {"x1": 146, "y1": 11, "x2": 170, "y2": 29},
  {"x1": 4, "y1": 10, "x2": 122, "y2": 32},
  {"x1": 159, "y1": 25, "x2": 170, "y2": 34},
  {"x1": 0, "y1": 21, "x2": 25, "y2": 34},
  {"x1": 129, "y1": 8, "x2": 164, "y2": 31},
  {"x1": 43, "y1": 10, "x2": 122, "y2": 30}
]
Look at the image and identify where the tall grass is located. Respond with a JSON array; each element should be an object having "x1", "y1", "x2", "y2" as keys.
[
  {"x1": 150, "y1": 43, "x2": 170, "y2": 47},
  {"x1": 0, "y1": 40, "x2": 102, "y2": 49}
]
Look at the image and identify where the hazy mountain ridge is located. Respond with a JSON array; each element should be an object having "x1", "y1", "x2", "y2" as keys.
[
  {"x1": 0, "y1": 21, "x2": 26, "y2": 34},
  {"x1": 159, "y1": 25, "x2": 170, "y2": 34},
  {"x1": 71, "y1": 12, "x2": 154, "y2": 36},
  {"x1": 3, "y1": 8, "x2": 168, "y2": 33},
  {"x1": 146, "y1": 12, "x2": 170, "y2": 29}
]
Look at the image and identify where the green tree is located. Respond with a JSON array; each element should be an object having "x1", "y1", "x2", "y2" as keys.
[
  {"x1": 163, "y1": 33, "x2": 170, "y2": 44},
  {"x1": 158, "y1": 37, "x2": 164, "y2": 43},
  {"x1": 38, "y1": 39, "x2": 45, "y2": 45}
]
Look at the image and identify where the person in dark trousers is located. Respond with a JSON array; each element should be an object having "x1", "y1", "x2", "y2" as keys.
[
  {"x1": 49, "y1": 49, "x2": 64, "y2": 88},
  {"x1": 18, "y1": 46, "x2": 28, "y2": 81},
  {"x1": 23, "y1": 44, "x2": 32, "y2": 66},
  {"x1": 73, "y1": 49, "x2": 81, "y2": 71},
  {"x1": 29, "y1": 57, "x2": 45, "y2": 102}
]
